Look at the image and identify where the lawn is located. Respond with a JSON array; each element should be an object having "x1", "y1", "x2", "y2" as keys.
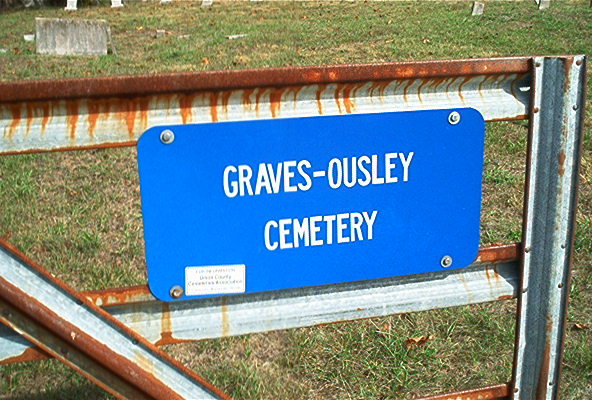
[{"x1": 0, "y1": 0, "x2": 590, "y2": 399}]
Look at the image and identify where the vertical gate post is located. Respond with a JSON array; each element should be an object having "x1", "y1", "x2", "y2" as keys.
[{"x1": 512, "y1": 55, "x2": 586, "y2": 399}]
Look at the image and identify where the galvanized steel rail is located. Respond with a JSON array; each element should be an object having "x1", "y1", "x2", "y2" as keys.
[
  {"x1": 0, "y1": 55, "x2": 587, "y2": 400},
  {"x1": 0, "y1": 57, "x2": 530, "y2": 155},
  {"x1": 0, "y1": 240, "x2": 229, "y2": 399},
  {"x1": 0, "y1": 244, "x2": 520, "y2": 364},
  {"x1": 512, "y1": 56, "x2": 587, "y2": 400}
]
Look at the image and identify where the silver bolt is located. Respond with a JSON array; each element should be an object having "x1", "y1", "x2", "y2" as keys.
[
  {"x1": 448, "y1": 111, "x2": 460, "y2": 125},
  {"x1": 170, "y1": 285, "x2": 184, "y2": 299},
  {"x1": 160, "y1": 129, "x2": 175, "y2": 144},
  {"x1": 440, "y1": 255, "x2": 453, "y2": 268}
]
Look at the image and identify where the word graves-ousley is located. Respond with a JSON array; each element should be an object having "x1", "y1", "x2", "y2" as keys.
[{"x1": 137, "y1": 109, "x2": 485, "y2": 301}]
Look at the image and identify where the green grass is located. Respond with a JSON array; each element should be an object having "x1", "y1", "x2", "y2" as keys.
[{"x1": 0, "y1": 1, "x2": 591, "y2": 399}]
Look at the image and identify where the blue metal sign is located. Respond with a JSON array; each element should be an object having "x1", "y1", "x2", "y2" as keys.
[{"x1": 137, "y1": 109, "x2": 485, "y2": 301}]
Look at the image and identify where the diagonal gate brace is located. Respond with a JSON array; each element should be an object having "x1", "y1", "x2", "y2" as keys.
[{"x1": 0, "y1": 239, "x2": 229, "y2": 400}]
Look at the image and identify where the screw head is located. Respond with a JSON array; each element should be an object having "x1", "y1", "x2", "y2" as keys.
[
  {"x1": 170, "y1": 285, "x2": 184, "y2": 299},
  {"x1": 440, "y1": 255, "x2": 453, "y2": 268},
  {"x1": 160, "y1": 129, "x2": 175, "y2": 144},
  {"x1": 448, "y1": 111, "x2": 460, "y2": 125}
]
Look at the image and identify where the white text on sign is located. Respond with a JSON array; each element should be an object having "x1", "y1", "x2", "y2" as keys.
[
  {"x1": 222, "y1": 152, "x2": 414, "y2": 197},
  {"x1": 264, "y1": 211, "x2": 378, "y2": 251}
]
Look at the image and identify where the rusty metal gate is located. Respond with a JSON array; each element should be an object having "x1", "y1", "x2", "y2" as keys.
[{"x1": 0, "y1": 55, "x2": 587, "y2": 399}]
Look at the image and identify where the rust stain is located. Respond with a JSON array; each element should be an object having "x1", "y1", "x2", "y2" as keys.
[
  {"x1": 255, "y1": 88, "x2": 265, "y2": 117},
  {"x1": 493, "y1": 267, "x2": 501, "y2": 280},
  {"x1": 25, "y1": 104, "x2": 33, "y2": 137},
  {"x1": 563, "y1": 57, "x2": 574, "y2": 94},
  {"x1": 179, "y1": 94, "x2": 196, "y2": 124},
  {"x1": 342, "y1": 84, "x2": 354, "y2": 114},
  {"x1": 221, "y1": 91, "x2": 232, "y2": 118},
  {"x1": 334, "y1": 84, "x2": 343, "y2": 114},
  {"x1": 133, "y1": 351, "x2": 155, "y2": 376},
  {"x1": 498, "y1": 294, "x2": 514, "y2": 300},
  {"x1": 209, "y1": 92, "x2": 219, "y2": 122},
  {"x1": 155, "y1": 303, "x2": 174, "y2": 346},
  {"x1": 535, "y1": 319, "x2": 553, "y2": 399},
  {"x1": 65, "y1": 101, "x2": 79, "y2": 141},
  {"x1": 377, "y1": 81, "x2": 390, "y2": 100},
  {"x1": 270, "y1": 87, "x2": 286, "y2": 118},
  {"x1": 445, "y1": 78, "x2": 457, "y2": 100},
  {"x1": 415, "y1": 383, "x2": 509, "y2": 400},
  {"x1": 478, "y1": 75, "x2": 492, "y2": 98},
  {"x1": 316, "y1": 84, "x2": 327, "y2": 115},
  {"x1": 417, "y1": 79, "x2": 429, "y2": 103},
  {"x1": 456, "y1": 272, "x2": 473, "y2": 303},
  {"x1": 457, "y1": 76, "x2": 473, "y2": 104},
  {"x1": 367, "y1": 82, "x2": 379, "y2": 98},
  {"x1": 41, "y1": 102, "x2": 50, "y2": 135},
  {"x1": 558, "y1": 150, "x2": 566, "y2": 177},
  {"x1": 402, "y1": 79, "x2": 416, "y2": 104},
  {"x1": 242, "y1": 88, "x2": 254, "y2": 111},
  {"x1": 87, "y1": 100, "x2": 100, "y2": 138},
  {"x1": 162, "y1": 94, "x2": 173, "y2": 118},
  {"x1": 221, "y1": 297, "x2": 230, "y2": 337},
  {"x1": 488, "y1": 114, "x2": 528, "y2": 122},
  {"x1": 288, "y1": 86, "x2": 302, "y2": 110},
  {"x1": 429, "y1": 77, "x2": 445, "y2": 97},
  {"x1": 351, "y1": 81, "x2": 366, "y2": 98},
  {"x1": 0, "y1": 347, "x2": 50, "y2": 365},
  {"x1": 122, "y1": 100, "x2": 137, "y2": 139},
  {"x1": 138, "y1": 97, "x2": 150, "y2": 132},
  {"x1": 489, "y1": 74, "x2": 504, "y2": 97},
  {"x1": 84, "y1": 285, "x2": 152, "y2": 307},
  {"x1": 476, "y1": 243, "x2": 520, "y2": 263},
  {"x1": 8, "y1": 105, "x2": 21, "y2": 139},
  {"x1": 368, "y1": 81, "x2": 391, "y2": 103}
]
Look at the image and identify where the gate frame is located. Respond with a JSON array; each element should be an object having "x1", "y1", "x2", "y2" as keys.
[{"x1": 0, "y1": 55, "x2": 587, "y2": 400}]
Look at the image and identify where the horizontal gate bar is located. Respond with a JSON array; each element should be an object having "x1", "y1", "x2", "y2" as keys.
[
  {"x1": 0, "y1": 244, "x2": 520, "y2": 365},
  {"x1": 0, "y1": 58, "x2": 531, "y2": 155},
  {"x1": 0, "y1": 239, "x2": 228, "y2": 399},
  {"x1": 416, "y1": 383, "x2": 509, "y2": 400}
]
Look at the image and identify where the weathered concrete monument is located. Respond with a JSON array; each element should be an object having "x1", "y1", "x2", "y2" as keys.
[{"x1": 35, "y1": 18, "x2": 111, "y2": 56}]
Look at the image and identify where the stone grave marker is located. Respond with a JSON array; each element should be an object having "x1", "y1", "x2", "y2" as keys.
[{"x1": 36, "y1": 18, "x2": 111, "y2": 56}]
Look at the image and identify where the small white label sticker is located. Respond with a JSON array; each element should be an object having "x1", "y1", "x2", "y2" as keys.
[{"x1": 185, "y1": 264, "x2": 246, "y2": 296}]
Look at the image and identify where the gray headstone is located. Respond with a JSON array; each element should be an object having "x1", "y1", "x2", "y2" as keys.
[
  {"x1": 201, "y1": 0, "x2": 213, "y2": 6},
  {"x1": 35, "y1": 18, "x2": 110, "y2": 56},
  {"x1": 471, "y1": 1, "x2": 484, "y2": 16}
]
